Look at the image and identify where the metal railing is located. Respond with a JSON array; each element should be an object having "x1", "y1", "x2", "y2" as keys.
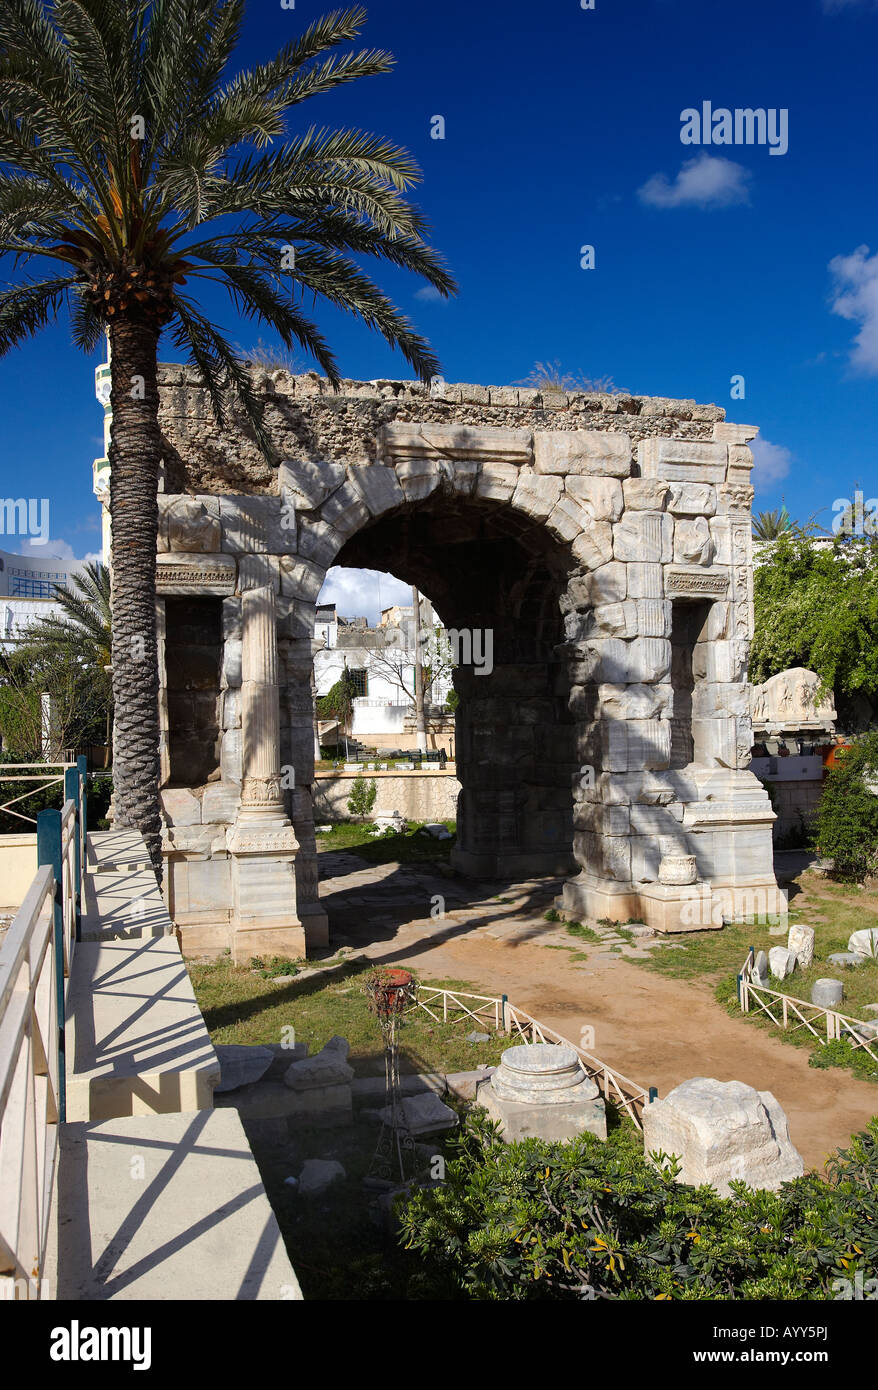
[
  {"x1": 0, "y1": 761, "x2": 73, "y2": 829},
  {"x1": 411, "y1": 985, "x2": 654, "y2": 1131},
  {"x1": 0, "y1": 757, "x2": 87, "y2": 1299},
  {"x1": 738, "y1": 947, "x2": 878, "y2": 1064}
]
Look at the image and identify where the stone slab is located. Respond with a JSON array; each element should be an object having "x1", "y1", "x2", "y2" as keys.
[{"x1": 56, "y1": 1108, "x2": 302, "y2": 1299}]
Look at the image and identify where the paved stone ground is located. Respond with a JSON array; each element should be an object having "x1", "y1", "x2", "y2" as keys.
[{"x1": 317, "y1": 850, "x2": 878, "y2": 1171}]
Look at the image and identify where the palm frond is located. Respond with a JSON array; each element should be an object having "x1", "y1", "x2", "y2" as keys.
[{"x1": 0, "y1": 275, "x2": 76, "y2": 354}]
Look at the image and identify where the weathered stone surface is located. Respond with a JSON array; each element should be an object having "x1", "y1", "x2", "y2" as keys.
[
  {"x1": 571, "y1": 523, "x2": 614, "y2": 569},
  {"x1": 238, "y1": 554, "x2": 280, "y2": 592},
  {"x1": 319, "y1": 480, "x2": 370, "y2": 538},
  {"x1": 278, "y1": 459, "x2": 345, "y2": 509},
  {"x1": 828, "y1": 952, "x2": 867, "y2": 969},
  {"x1": 811, "y1": 978, "x2": 844, "y2": 1008},
  {"x1": 848, "y1": 928, "x2": 878, "y2": 958},
  {"x1": 534, "y1": 430, "x2": 631, "y2": 477},
  {"x1": 162, "y1": 495, "x2": 221, "y2": 552},
  {"x1": 612, "y1": 512, "x2": 673, "y2": 564},
  {"x1": 565, "y1": 475, "x2": 624, "y2": 520},
  {"x1": 591, "y1": 600, "x2": 638, "y2": 638},
  {"x1": 202, "y1": 782, "x2": 241, "y2": 824},
  {"x1": 753, "y1": 949, "x2": 770, "y2": 985},
  {"x1": 598, "y1": 683, "x2": 672, "y2": 719},
  {"x1": 349, "y1": 464, "x2": 405, "y2": 516},
  {"x1": 377, "y1": 1091, "x2": 457, "y2": 1135},
  {"x1": 214, "y1": 1044, "x2": 274, "y2": 1093},
  {"x1": 279, "y1": 554, "x2": 325, "y2": 601},
  {"x1": 642, "y1": 1077, "x2": 804, "y2": 1195},
  {"x1": 477, "y1": 1043, "x2": 607, "y2": 1143},
  {"x1": 788, "y1": 924, "x2": 815, "y2": 968},
  {"x1": 569, "y1": 562, "x2": 627, "y2": 606},
  {"x1": 284, "y1": 1048, "x2": 354, "y2": 1090},
  {"x1": 638, "y1": 438, "x2": 728, "y2": 483},
  {"x1": 668, "y1": 482, "x2": 716, "y2": 516},
  {"x1": 511, "y1": 471, "x2": 562, "y2": 521},
  {"x1": 156, "y1": 553, "x2": 237, "y2": 595},
  {"x1": 768, "y1": 946, "x2": 796, "y2": 980},
  {"x1": 674, "y1": 517, "x2": 714, "y2": 566},
  {"x1": 220, "y1": 496, "x2": 289, "y2": 553},
  {"x1": 622, "y1": 477, "x2": 670, "y2": 511},
  {"x1": 297, "y1": 1158, "x2": 346, "y2": 1196},
  {"x1": 161, "y1": 788, "x2": 201, "y2": 826}
]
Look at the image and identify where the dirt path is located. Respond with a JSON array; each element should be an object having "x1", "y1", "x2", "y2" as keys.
[{"x1": 319, "y1": 852, "x2": 878, "y2": 1172}]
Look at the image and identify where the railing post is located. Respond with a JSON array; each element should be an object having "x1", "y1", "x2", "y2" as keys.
[
  {"x1": 77, "y1": 754, "x2": 88, "y2": 851},
  {"x1": 37, "y1": 807, "x2": 66, "y2": 1122},
  {"x1": 648, "y1": 1086, "x2": 658, "y2": 1104},
  {"x1": 65, "y1": 766, "x2": 82, "y2": 942},
  {"x1": 501, "y1": 993, "x2": 508, "y2": 1033}
]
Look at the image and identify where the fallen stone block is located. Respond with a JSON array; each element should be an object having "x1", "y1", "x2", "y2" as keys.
[
  {"x1": 788, "y1": 924, "x2": 815, "y2": 969},
  {"x1": 768, "y1": 946, "x2": 796, "y2": 981},
  {"x1": 849, "y1": 928, "x2": 878, "y2": 959},
  {"x1": 753, "y1": 949, "x2": 770, "y2": 987},
  {"x1": 284, "y1": 1049, "x2": 354, "y2": 1090},
  {"x1": 377, "y1": 1091, "x2": 457, "y2": 1136},
  {"x1": 642, "y1": 1077, "x2": 803, "y2": 1195},
  {"x1": 214, "y1": 1044, "x2": 275, "y2": 1093},
  {"x1": 811, "y1": 979, "x2": 844, "y2": 1008},
  {"x1": 298, "y1": 1159, "x2": 346, "y2": 1196},
  {"x1": 828, "y1": 952, "x2": 867, "y2": 969}
]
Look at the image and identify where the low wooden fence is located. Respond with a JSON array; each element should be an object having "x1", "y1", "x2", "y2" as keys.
[
  {"x1": 738, "y1": 947, "x2": 878, "y2": 1064},
  {"x1": 0, "y1": 759, "x2": 88, "y2": 1300},
  {"x1": 412, "y1": 985, "x2": 653, "y2": 1131}
]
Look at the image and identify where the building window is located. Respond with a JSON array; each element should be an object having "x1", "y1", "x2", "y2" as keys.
[{"x1": 349, "y1": 668, "x2": 368, "y2": 697}]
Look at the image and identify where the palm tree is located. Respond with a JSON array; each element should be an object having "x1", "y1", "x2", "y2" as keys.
[
  {"x1": 0, "y1": 1, "x2": 455, "y2": 876},
  {"x1": 753, "y1": 507, "x2": 793, "y2": 542},
  {"x1": 30, "y1": 561, "x2": 113, "y2": 743}
]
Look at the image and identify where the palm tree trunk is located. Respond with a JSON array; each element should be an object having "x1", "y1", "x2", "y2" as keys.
[{"x1": 107, "y1": 319, "x2": 163, "y2": 881}]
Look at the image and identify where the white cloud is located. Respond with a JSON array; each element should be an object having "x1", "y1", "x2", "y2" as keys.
[
  {"x1": 750, "y1": 438, "x2": 793, "y2": 487},
  {"x1": 414, "y1": 285, "x2": 446, "y2": 303},
  {"x1": 637, "y1": 154, "x2": 751, "y2": 209},
  {"x1": 829, "y1": 244, "x2": 878, "y2": 373},
  {"x1": 12, "y1": 537, "x2": 102, "y2": 569},
  {"x1": 317, "y1": 567, "x2": 412, "y2": 625}
]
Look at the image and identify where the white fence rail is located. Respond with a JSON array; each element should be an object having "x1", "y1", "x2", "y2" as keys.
[
  {"x1": 0, "y1": 762, "x2": 72, "y2": 828},
  {"x1": 738, "y1": 948, "x2": 878, "y2": 1064},
  {"x1": 0, "y1": 759, "x2": 88, "y2": 1300},
  {"x1": 412, "y1": 985, "x2": 653, "y2": 1130}
]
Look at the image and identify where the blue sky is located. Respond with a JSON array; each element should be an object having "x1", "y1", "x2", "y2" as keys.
[{"x1": 4, "y1": 0, "x2": 878, "y2": 592}]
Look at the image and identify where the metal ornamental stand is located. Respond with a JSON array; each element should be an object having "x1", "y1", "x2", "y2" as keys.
[{"x1": 363, "y1": 968, "x2": 420, "y2": 1189}]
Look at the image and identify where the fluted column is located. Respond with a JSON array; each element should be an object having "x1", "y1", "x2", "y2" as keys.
[{"x1": 238, "y1": 585, "x2": 289, "y2": 824}]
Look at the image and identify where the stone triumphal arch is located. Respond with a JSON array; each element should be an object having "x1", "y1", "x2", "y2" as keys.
[{"x1": 150, "y1": 369, "x2": 784, "y2": 959}]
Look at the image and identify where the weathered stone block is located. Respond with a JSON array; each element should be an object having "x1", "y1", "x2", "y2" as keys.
[
  {"x1": 161, "y1": 788, "x2": 201, "y2": 826},
  {"x1": 642, "y1": 1077, "x2": 804, "y2": 1195},
  {"x1": 475, "y1": 463, "x2": 519, "y2": 502},
  {"x1": 571, "y1": 523, "x2": 614, "y2": 569},
  {"x1": 220, "y1": 496, "x2": 289, "y2": 554},
  {"x1": 565, "y1": 475, "x2": 624, "y2": 520},
  {"x1": 788, "y1": 924, "x2": 815, "y2": 968},
  {"x1": 278, "y1": 459, "x2": 346, "y2": 509},
  {"x1": 534, "y1": 430, "x2": 631, "y2": 477},
  {"x1": 319, "y1": 480, "x2": 370, "y2": 538},
  {"x1": 674, "y1": 517, "x2": 714, "y2": 566},
  {"x1": 613, "y1": 512, "x2": 673, "y2": 564},
  {"x1": 599, "y1": 682, "x2": 672, "y2": 719},
  {"x1": 622, "y1": 477, "x2": 670, "y2": 511},
  {"x1": 811, "y1": 979, "x2": 843, "y2": 1008},
  {"x1": 627, "y1": 562, "x2": 664, "y2": 598},
  {"x1": 568, "y1": 562, "x2": 627, "y2": 607},
  {"x1": 296, "y1": 518, "x2": 344, "y2": 568},
  {"x1": 591, "y1": 600, "x2": 638, "y2": 638},
  {"x1": 238, "y1": 554, "x2": 280, "y2": 592},
  {"x1": 668, "y1": 482, "x2": 716, "y2": 516},
  {"x1": 638, "y1": 438, "x2": 728, "y2": 483},
  {"x1": 512, "y1": 471, "x2": 562, "y2": 521},
  {"x1": 349, "y1": 464, "x2": 405, "y2": 515},
  {"x1": 279, "y1": 555, "x2": 325, "y2": 601},
  {"x1": 161, "y1": 495, "x2": 221, "y2": 552}
]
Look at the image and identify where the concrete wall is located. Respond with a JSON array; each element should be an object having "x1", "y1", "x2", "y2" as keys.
[
  {"x1": 312, "y1": 770, "x2": 460, "y2": 822},
  {"x1": 0, "y1": 834, "x2": 37, "y2": 911}
]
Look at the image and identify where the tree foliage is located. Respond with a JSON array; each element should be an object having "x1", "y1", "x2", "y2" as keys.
[
  {"x1": 399, "y1": 1109, "x2": 878, "y2": 1301},
  {"x1": 346, "y1": 771, "x2": 376, "y2": 819},
  {"x1": 813, "y1": 730, "x2": 878, "y2": 881},
  {"x1": 750, "y1": 534, "x2": 878, "y2": 705}
]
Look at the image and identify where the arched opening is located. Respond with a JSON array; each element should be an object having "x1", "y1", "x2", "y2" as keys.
[{"x1": 327, "y1": 493, "x2": 579, "y2": 877}]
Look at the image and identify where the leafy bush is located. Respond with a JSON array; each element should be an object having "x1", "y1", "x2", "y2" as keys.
[
  {"x1": 347, "y1": 773, "x2": 377, "y2": 820},
  {"x1": 398, "y1": 1109, "x2": 878, "y2": 1300},
  {"x1": 813, "y1": 731, "x2": 878, "y2": 881}
]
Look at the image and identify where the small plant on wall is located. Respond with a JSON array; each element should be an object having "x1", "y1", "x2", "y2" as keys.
[{"x1": 348, "y1": 773, "x2": 378, "y2": 822}]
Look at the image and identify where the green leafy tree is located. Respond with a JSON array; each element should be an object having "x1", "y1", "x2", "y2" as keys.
[
  {"x1": 317, "y1": 667, "x2": 358, "y2": 734},
  {"x1": 25, "y1": 560, "x2": 113, "y2": 744},
  {"x1": 0, "y1": 0, "x2": 455, "y2": 875},
  {"x1": 750, "y1": 533, "x2": 878, "y2": 713},
  {"x1": 813, "y1": 730, "x2": 878, "y2": 881},
  {"x1": 346, "y1": 771, "x2": 376, "y2": 820}
]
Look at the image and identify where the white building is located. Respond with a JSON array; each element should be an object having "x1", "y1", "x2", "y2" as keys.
[
  {"x1": 313, "y1": 596, "x2": 455, "y2": 750},
  {"x1": 0, "y1": 549, "x2": 76, "y2": 652}
]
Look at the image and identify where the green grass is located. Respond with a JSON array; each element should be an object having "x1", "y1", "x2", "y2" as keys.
[
  {"x1": 188, "y1": 957, "x2": 507, "y2": 1075},
  {"x1": 565, "y1": 920, "x2": 601, "y2": 945},
  {"x1": 314, "y1": 819, "x2": 457, "y2": 866}
]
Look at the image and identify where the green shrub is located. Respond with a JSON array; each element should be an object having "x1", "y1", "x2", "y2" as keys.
[
  {"x1": 813, "y1": 731, "x2": 878, "y2": 881},
  {"x1": 398, "y1": 1109, "x2": 878, "y2": 1300},
  {"x1": 347, "y1": 773, "x2": 377, "y2": 821}
]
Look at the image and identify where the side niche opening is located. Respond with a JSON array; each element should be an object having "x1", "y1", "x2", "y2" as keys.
[
  {"x1": 669, "y1": 599, "x2": 711, "y2": 769},
  {"x1": 164, "y1": 595, "x2": 222, "y2": 785}
]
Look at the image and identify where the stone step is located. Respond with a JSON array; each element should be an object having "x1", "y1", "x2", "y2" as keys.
[
  {"x1": 87, "y1": 829, "x2": 152, "y2": 875},
  {"x1": 81, "y1": 865, "x2": 175, "y2": 941},
  {"x1": 66, "y1": 936, "x2": 220, "y2": 1122},
  {"x1": 55, "y1": 1108, "x2": 302, "y2": 1300}
]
